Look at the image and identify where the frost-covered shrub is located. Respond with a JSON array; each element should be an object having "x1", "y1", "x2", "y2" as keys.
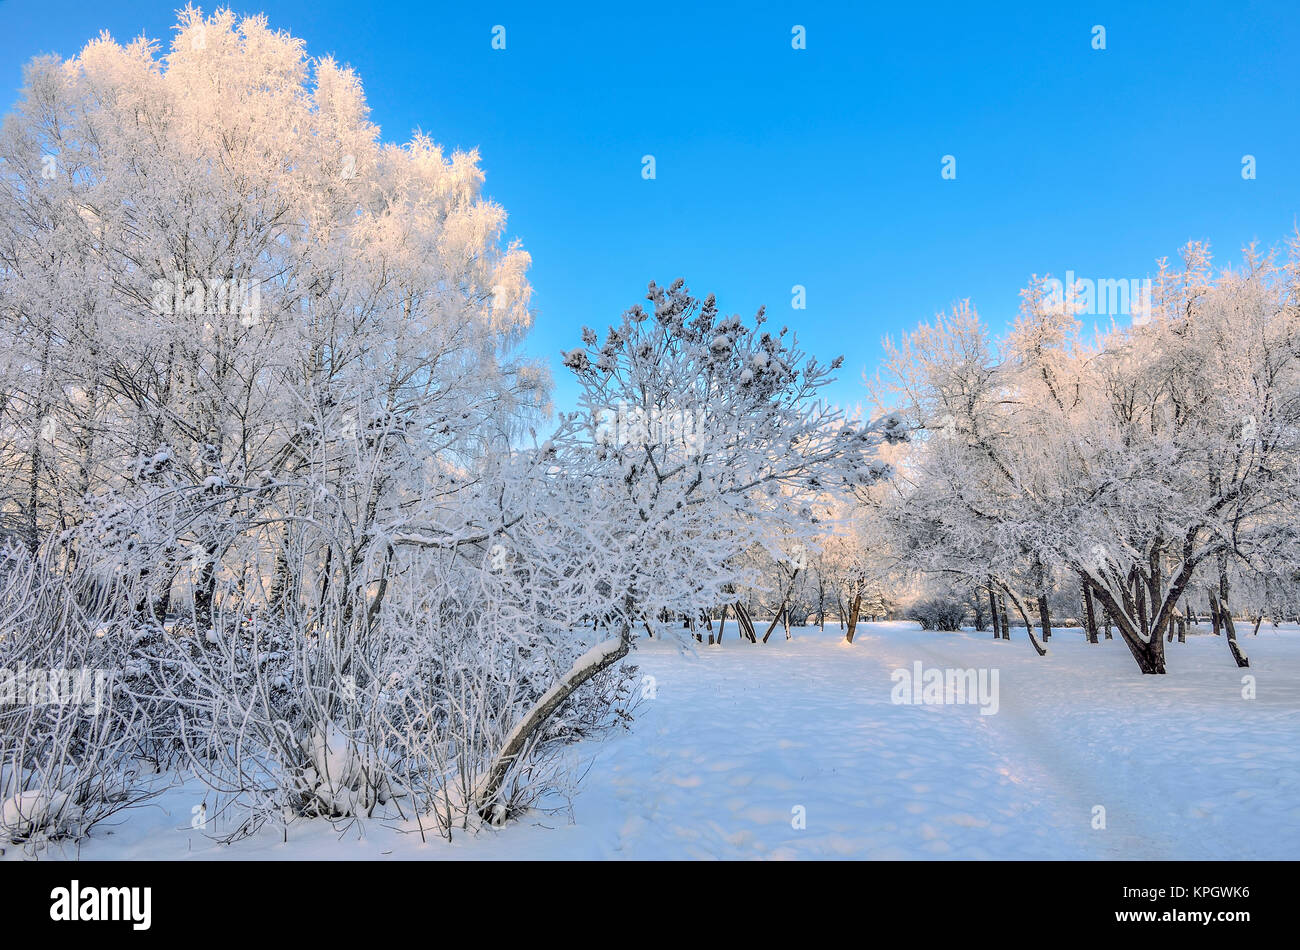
[
  {"x1": 906, "y1": 598, "x2": 967, "y2": 631},
  {"x1": 148, "y1": 529, "x2": 639, "y2": 842},
  {"x1": 0, "y1": 550, "x2": 150, "y2": 849},
  {"x1": 371, "y1": 576, "x2": 640, "y2": 832}
]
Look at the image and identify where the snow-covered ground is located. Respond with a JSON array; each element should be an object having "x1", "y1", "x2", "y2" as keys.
[{"x1": 11, "y1": 621, "x2": 1300, "y2": 860}]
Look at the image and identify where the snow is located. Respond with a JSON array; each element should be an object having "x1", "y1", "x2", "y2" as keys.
[
  {"x1": 1, "y1": 790, "x2": 76, "y2": 840},
  {"x1": 16, "y1": 621, "x2": 1299, "y2": 860}
]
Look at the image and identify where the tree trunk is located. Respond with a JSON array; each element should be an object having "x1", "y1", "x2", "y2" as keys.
[
  {"x1": 717, "y1": 603, "x2": 729, "y2": 644},
  {"x1": 1037, "y1": 593, "x2": 1053, "y2": 643},
  {"x1": 734, "y1": 601, "x2": 757, "y2": 643},
  {"x1": 1081, "y1": 580, "x2": 1099, "y2": 644},
  {"x1": 760, "y1": 609, "x2": 783, "y2": 644},
  {"x1": 1001, "y1": 587, "x2": 1048, "y2": 656},
  {"x1": 269, "y1": 542, "x2": 294, "y2": 617},
  {"x1": 1085, "y1": 583, "x2": 1166, "y2": 673},
  {"x1": 845, "y1": 592, "x2": 863, "y2": 644},
  {"x1": 1217, "y1": 554, "x2": 1231, "y2": 622},
  {"x1": 192, "y1": 545, "x2": 220, "y2": 633},
  {"x1": 1212, "y1": 592, "x2": 1249, "y2": 668},
  {"x1": 761, "y1": 569, "x2": 800, "y2": 643},
  {"x1": 1134, "y1": 573, "x2": 1148, "y2": 638},
  {"x1": 476, "y1": 614, "x2": 632, "y2": 820},
  {"x1": 989, "y1": 584, "x2": 1002, "y2": 640},
  {"x1": 999, "y1": 595, "x2": 1010, "y2": 640}
]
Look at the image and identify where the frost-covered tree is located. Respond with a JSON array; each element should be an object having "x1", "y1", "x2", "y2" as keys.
[
  {"x1": 878, "y1": 241, "x2": 1300, "y2": 673},
  {"x1": 466, "y1": 280, "x2": 908, "y2": 810},
  {"x1": 0, "y1": 7, "x2": 540, "y2": 627},
  {"x1": 0, "y1": 8, "x2": 566, "y2": 843}
]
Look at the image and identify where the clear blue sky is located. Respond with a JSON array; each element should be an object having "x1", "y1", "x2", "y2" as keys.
[{"x1": 3, "y1": 1, "x2": 1297, "y2": 415}]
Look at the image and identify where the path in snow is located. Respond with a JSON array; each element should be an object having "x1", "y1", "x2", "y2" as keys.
[{"x1": 512, "y1": 620, "x2": 1300, "y2": 859}]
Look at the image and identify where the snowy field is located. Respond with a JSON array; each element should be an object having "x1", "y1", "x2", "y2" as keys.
[{"x1": 11, "y1": 620, "x2": 1299, "y2": 861}]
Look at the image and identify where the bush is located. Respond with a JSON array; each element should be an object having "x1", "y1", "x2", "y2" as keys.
[
  {"x1": 0, "y1": 550, "x2": 153, "y2": 850},
  {"x1": 906, "y1": 598, "x2": 967, "y2": 631}
]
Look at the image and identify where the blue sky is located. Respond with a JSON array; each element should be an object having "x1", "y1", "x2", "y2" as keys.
[{"x1": 2, "y1": 0, "x2": 1298, "y2": 414}]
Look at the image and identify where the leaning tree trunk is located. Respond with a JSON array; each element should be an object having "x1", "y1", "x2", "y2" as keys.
[
  {"x1": 734, "y1": 601, "x2": 757, "y2": 643},
  {"x1": 760, "y1": 608, "x2": 783, "y2": 644},
  {"x1": 761, "y1": 569, "x2": 800, "y2": 643},
  {"x1": 476, "y1": 611, "x2": 632, "y2": 821},
  {"x1": 1081, "y1": 579, "x2": 1099, "y2": 644},
  {"x1": 1113, "y1": 614, "x2": 1166, "y2": 673},
  {"x1": 717, "y1": 603, "x2": 729, "y2": 644},
  {"x1": 1037, "y1": 593, "x2": 1053, "y2": 643},
  {"x1": 1085, "y1": 584, "x2": 1166, "y2": 673},
  {"x1": 1133, "y1": 574, "x2": 1148, "y2": 639},
  {"x1": 1212, "y1": 592, "x2": 1250, "y2": 668},
  {"x1": 845, "y1": 591, "x2": 863, "y2": 644},
  {"x1": 1001, "y1": 587, "x2": 1048, "y2": 657}
]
